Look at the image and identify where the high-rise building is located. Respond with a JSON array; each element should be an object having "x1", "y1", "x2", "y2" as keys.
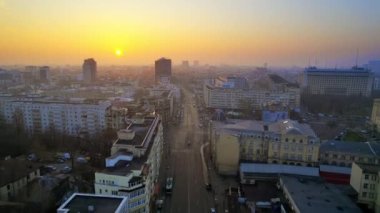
[
  {"x1": 39, "y1": 66, "x2": 49, "y2": 82},
  {"x1": 304, "y1": 66, "x2": 374, "y2": 96},
  {"x1": 83, "y1": 58, "x2": 97, "y2": 83},
  {"x1": 24, "y1": 66, "x2": 50, "y2": 83},
  {"x1": 155, "y1": 58, "x2": 171, "y2": 84}
]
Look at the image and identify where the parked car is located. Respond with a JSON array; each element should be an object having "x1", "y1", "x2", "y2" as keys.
[{"x1": 61, "y1": 166, "x2": 72, "y2": 174}]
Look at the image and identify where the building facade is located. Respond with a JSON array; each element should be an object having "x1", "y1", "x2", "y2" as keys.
[
  {"x1": 83, "y1": 58, "x2": 97, "y2": 83},
  {"x1": 95, "y1": 114, "x2": 163, "y2": 213},
  {"x1": 209, "y1": 119, "x2": 320, "y2": 175},
  {"x1": 203, "y1": 74, "x2": 300, "y2": 110},
  {"x1": 320, "y1": 140, "x2": 380, "y2": 168},
  {"x1": 2, "y1": 98, "x2": 111, "y2": 136},
  {"x1": 350, "y1": 162, "x2": 380, "y2": 212},
  {"x1": 304, "y1": 66, "x2": 374, "y2": 96},
  {"x1": 154, "y1": 58, "x2": 171, "y2": 84}
]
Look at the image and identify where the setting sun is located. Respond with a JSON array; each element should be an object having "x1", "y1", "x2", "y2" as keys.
[{"x1": 115, "y1": 49, "x2": 123, "y2": 57}]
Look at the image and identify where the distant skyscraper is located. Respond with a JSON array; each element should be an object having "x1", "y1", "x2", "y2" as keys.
[
  {"x1": 155, "y1": 58, "x2": 172, "y2": 84},
  {"x1": 193, "y1": 60, "x2": 199, "y2": 67},
  {"x1": 83, "y1": 58, "x2": 97, "y2": 83},
  {"x1": 182, "y1": 60, "x2": 189, "y2": 68},
  {"x1": 24, "y1": 66, "x2": 49, "y2": 82},
  {"x1": 39, "y1": 66, "x2": 49, "y2": 82}
]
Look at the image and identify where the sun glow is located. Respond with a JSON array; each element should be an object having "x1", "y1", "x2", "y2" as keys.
[{"x1": 115, "y1": 49, "x2": 123, "y2": 57}]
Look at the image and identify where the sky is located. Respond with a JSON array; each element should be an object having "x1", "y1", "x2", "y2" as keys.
[{"x1": 0, "y1": 0, "x2": 379, "y2": 67}]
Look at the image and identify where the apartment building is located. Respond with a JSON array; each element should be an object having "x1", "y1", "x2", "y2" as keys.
[
  {"x1": 203, "y1": 74, "x2": 300, "y2": 110},
  {"x1": 304, "y1": 66, "x2": 374, "y2": 97},
  {"x1": 2, "y1": 98, "x2": 111, "y2": 136},
  {"x1": 94, "y1": 114, "x2": 163, "y2": 213},
  {"x1": 209, "y1": 119, "x2": 319, "y2": 175},
  {"x1": 350, "y1": 162, "x2": 380, "y2": 212}
]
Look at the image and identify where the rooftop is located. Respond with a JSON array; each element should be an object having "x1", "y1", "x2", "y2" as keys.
[
  {"x1": 213, "y1": 119, "x2": 317, "y2": 139},
  {"x1": 57, "y1": 193, "x2": 127, "y2": 213},
  {"x1": 356, "y1": 163, "x2": 380, "y2": 174},
  {"x1": 240, "y1": 163, "x2": 319, "y2": 177},
  {"x1": 0, "y1": 160, "x2": 41, "y2": 187},
  {"x1": 320, "y1": 140, "x2": 380, "y2": 156},
  {"x1": 115, "y1": 117, "x2": 156, "y2": 147},
  {"x1": 280, "y1": 175, "x2": 361, "y2": 213}
]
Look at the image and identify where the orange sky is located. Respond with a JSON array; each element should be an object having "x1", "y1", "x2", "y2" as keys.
[{"x1": 0, "y1": 0, "x2": 379, "y2": 66}]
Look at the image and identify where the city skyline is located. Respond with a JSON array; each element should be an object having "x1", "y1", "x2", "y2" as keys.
[{"x1": 1, "y1": 0, "x2": 380, "y2": 67}]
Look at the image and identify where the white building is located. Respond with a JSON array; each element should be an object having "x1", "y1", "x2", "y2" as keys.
[
  {"x1": 94, "y1": 114, "x2": 163, "y2": 213},
  {"x1": 203, "y1": 74, "x2": 300, "y2": 110},
  {"x1": 57, "y1": 193, "x2": 129, "y2": 213},
  {"x1": 304, "y1": 66, "x2": 374, "y2": 96},
  {"x1": 2, "y1": 97, "x2": 111, "y2": 136}
]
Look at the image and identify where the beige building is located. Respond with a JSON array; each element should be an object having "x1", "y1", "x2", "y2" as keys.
[
  {"x1": 372, "y1": 99, "x2": 380, "y2": 132},
  {"x1": 95, "y1": 114, "x2": 163, "y2": 213},
  {"x1": 0, "y1": 160, "x2": 40, "y2": 201},
  {"x1": 209, "y1": 119, "x2": 320, "y2": 175},
  {"x1": 350, "y1": 162, "x2": 380, "y2": 212}
]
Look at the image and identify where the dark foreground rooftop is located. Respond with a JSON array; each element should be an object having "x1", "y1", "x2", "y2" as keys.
[{"x1": 57, "y1": 193, "x2": 128, "y2": 213}]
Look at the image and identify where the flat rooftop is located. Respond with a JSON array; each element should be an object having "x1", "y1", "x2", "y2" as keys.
[
  {"x1": 57, "y1": 193, "x2": 127, "y2": 213},
  {"x1": 356, "y1": 163, "x2": 380, "y2": 174},
  {"x1": 101, "y1": 157, "x2": 147, "y2": 176},
  {"x1": 213, "y1": 119, "x2": 317, "y2": 139},
  {"x1": 280, "y1": 175, "x2": 361, "y2": 213},
  {"x1": 115, "y1": 117, "x2": 155, "y2": 146}
]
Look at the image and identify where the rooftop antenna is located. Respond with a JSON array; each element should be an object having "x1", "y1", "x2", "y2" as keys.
[{"x1": 355, "y1": 48, "x2": 359, "y2": 67}]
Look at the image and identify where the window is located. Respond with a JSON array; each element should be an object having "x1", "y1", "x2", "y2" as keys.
[
  {"x1": 369, "y1": 193, "x2": 375, "y2": 199},
  {"x1": 370, "y1": 184, "x2": 376, "y2": 190},
  {"x1": 285, "y1": 138, "x2": 289, "y2": 142},
  {"x1": 365, "y1": 174, "x2": 369, "y2": 180},
  {"x1": 362, "y1": 192, "x2": 367, "y2": 197},
  {"x1": 300, "y1": 139, "x2": 303, "y2": 143},
  {"x1": 372, "y1": 176, "x2": 377, "y2": 181},
  {"x1": 363, "y1": 183, "x2": 368, "y2": 189},
  {"x1": 332, "y1": 154, "x2": 337, "y2": 159},
  {"x1": 99, "y1": 189, "x2": 102, "y2": 194}
]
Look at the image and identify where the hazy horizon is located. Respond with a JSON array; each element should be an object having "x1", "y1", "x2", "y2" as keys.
[{"x1": 1, "y1": 0, "x2": 379, "y2": 67}]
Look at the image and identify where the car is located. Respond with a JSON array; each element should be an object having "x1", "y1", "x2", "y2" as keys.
[
  {"x1": 57, "y1": 158, "x2": 65, "y2": 163},
  {"x1": 45, "y1": 165, "x2": 57, "y2": 172},
  {"x1": 61, "y1": 166, "x2": 72, "y2": 174},
  {"x1": 205, "y1": 183, "x2": 212, "y2": 190},
  {"x1": 210, "y1": 208, "x2": 216, "y2": 213}
]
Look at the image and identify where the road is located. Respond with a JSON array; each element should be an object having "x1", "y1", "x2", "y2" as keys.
[{"x1": 159, "y1": 87, "x2": 215, "y2": 213}]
